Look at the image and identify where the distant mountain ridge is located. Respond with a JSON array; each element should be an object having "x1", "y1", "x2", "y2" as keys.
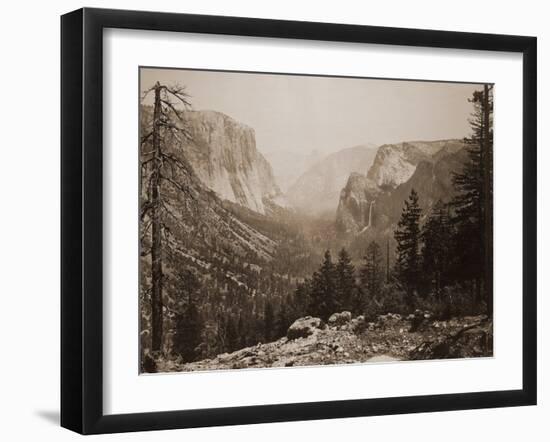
[
  {"x1": 286, "y1": 143, "x2": 378, "y2": 217},
  {"x1": 263, "y1": 148, "x2": 325, "y2": 193}
]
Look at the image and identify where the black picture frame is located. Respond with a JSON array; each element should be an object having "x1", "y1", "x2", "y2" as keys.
[{"x1": 61, "y1": 7, "x2": 537, "y2": 435}]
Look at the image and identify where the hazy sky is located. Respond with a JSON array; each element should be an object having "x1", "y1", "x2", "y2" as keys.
[{"x1": 140, "y1": 67, "x2": 482, "y2": 155}]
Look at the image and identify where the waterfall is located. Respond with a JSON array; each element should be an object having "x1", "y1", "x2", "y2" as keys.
[
  {"x1": 359, "y1": 200, "x2": 375, "y2": 234},
  {"x1": 367, "y1": 201, "x2": 374, "y2": 227}
]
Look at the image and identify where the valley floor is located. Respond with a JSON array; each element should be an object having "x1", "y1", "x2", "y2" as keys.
[{"x1": 154, "y1": 312, "x2": 493, "y2": 373}]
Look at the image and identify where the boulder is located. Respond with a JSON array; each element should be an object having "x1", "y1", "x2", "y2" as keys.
[
  {"x1": 328, "y1": 311, "x2": 352, "y2": 326},
  {"x1": 409, "y1": 309, "x2": 433, "y2": 332},
  {"x1": 350, "y1": 315, "x2": 367, "y2": 332},
  {"x1": 375, "y1": 312, "x2": 404, "y2": 330},
  {"x1": 141, "y1": 353, "x2": 157, "y2": 373},
  {"x1": 287, "y1": 316, "x2": 324, "y2": 340}
]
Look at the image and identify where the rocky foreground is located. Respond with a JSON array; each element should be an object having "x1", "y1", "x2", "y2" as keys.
[{"x1": 156, "y1": 311, "x2": 493, "y2": 373}]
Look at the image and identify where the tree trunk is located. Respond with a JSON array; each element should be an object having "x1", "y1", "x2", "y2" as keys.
[
  {"x1": 386, "y1": 238, "x2": 390, "y2": 283},
  {"x1": 151, "y1": 83, "x2": 163, "y2": 352},
  {"x1": 475, "y1": 277, "x2": 482, "y2": 307}
]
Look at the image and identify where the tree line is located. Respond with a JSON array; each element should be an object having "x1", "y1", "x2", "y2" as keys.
[{"x1": 394, "y1": 85, "x2": 493, "y2": 314}]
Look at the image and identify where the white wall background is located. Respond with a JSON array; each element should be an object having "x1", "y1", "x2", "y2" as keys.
[{"x1": 0, "y1": 0, "x2": 546, "y2": 440}]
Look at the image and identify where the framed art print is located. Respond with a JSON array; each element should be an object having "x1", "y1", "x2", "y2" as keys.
[{"x1": 61, "y1": 8, "x2": 537, "y2": 434}]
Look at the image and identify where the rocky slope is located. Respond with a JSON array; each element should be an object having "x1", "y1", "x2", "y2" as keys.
[
  {"x1": 154, "y1": 311, "x2": 492, "y2": 372},
  {"x1": 176, "y1": 110, "x2": 287, "y2": 215},
  {"x1": 336, "y1": 139, "x2": 466, "y2": 235},
  {"x1": 286, "y1": 143, "x2": 378, "y2": 217}
]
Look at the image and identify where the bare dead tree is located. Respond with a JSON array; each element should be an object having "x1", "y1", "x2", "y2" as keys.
[{"x1": 141, "y1": 81, "x2": 192, "y2": 353}]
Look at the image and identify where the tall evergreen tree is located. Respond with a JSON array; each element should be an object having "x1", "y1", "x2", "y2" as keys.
[
  {"x1": 215, "y1": 312, "x2": 228, "y2": 353},
  {"x1": 335, "y1": 248, "x2": 356, "y2": 311},
  {"x1": 394, "y1": 189, "x2": 422, "y2": 302},
  {"x1": 386, "y1": 238, "x2": 391, "y2": 283},
  {"x1": 264, "y1": 301, "x2": 275, "y2": 342},
  {"x1": 173, "y1": 297, "x2": 203, "y2": 362},
  {"x1": 309, "y1": 250, "x2": 338, "y2": 320},
  {"x1": 292, "y1": 280, "x2": 311, "y2": 319},
  {"x1": 361, "y1": 240, "x2": 383, "y2": 301},
  {"x1": 450, "y1": 86, "x2": 493, "y2": 311},
  {"x1": 351, "y1": 286, "x2": 366, "y2": 316},
  {"x1": 237, "y1": 314, "x2": 247, "y2": 349},
  {"x1": 225, "y1": 315, "x2": 239, "y2": 352},
  {"x1": 172, "y1": 269, "x2": 203, "y2": 361},
  {"x1": 482, "y1": 84, "x2": 494, "y2": 316},
  {"x1": 421, "y1": 200, "x2": 452, "y2": 298},
  {"x1": 275, "y1": 300, "x2": 292, "y2": 338}
]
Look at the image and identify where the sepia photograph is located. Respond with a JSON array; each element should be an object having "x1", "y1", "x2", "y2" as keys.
[{"x1": 139, "y1": 67, "x2": 494, "y2": 374}]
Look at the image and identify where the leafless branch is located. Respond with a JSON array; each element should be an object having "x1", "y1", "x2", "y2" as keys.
[
  {"x1": 140, "y1": 153, "x2": 155, "y2": 162},
  {"x1": 160, "y1": 152, "x2": 191, "y2": 174},
  {"x1": 160, "y1": 98, "x2": 184, "y2": 120},
  {"x1": 140, "y1": 218, "x2": 153, "y2": 242},
  {"x1": 140, "y1": 131, "x2": 153, "y2": 144},
  {"x1": 165, "y1": 84, "x2": 192, "y2": 107},
  {"x1": 140, "y1": 87, "x2": 155, "y2": 101},
  {"x1": 159, "y1": 173, "x2": 197, "y2": 201},
  {"x1": 140, "y1": 200, "x2": 155, "y2": 221},
  {"x1": 159, "y1": 197, "x2": 184, "y2": 226}
]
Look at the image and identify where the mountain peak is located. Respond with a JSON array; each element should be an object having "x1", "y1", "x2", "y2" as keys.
[{"x1": 286, "y1": 143, "x2": 378, "y2": 217}]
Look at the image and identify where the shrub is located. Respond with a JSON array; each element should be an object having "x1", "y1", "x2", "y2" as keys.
[
  {"x1": 362, "y1": 284, "x2": 408, "y2": 321},
  {"x1": 413, "y1": 284, "x2": 486, "y2": 320}
]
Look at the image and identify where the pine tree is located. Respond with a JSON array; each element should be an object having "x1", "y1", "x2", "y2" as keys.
[
  {"x1": 335, "y1": 248, "x2": 356, "y2": 311},
  {"x1": 450, "y1": 86, "x2": 493, "y2": 311},
  {"x1": 215, "y1": 313, "x2": 227, "y2": 354},
  {"x1": 386, "y1": 238, "x2": 391, "y2": 283},
  {"x1": 173, "y1": 297, "x2": 203, "y2": 363},
  {"x1": 237, "y1": 314, "x2": 247, "y2": 349},
  {"x1": 225, "y1": 315, "x2": 239, "y2": 352},
  {"x1": 292, "y1": 280, "x2": 311, "y2": 319},
  {"x1": 171, "y1": 269, "x2": 203, "y2": 361},
  {"x1": 264, "y1": 301, "x2": 275, "y2": 342},
  {"x1": 309, "y1": 250, "x2": 338, "y2": 320},
  {"x1": 275, "y1": 300, "x2": 291, "y2": 338},
  {"x1": 421, "y1": 200, "x2": 452, "y2": 298},
  {"x1": 394, "y1": 189, "x2": 422, "y2": 302},
  {"x1": 351, "y1": 286, "x2": 366, "y2": 316},
  {"x1": 361, "y1": 240, "x2": 383, "y2": 300}
]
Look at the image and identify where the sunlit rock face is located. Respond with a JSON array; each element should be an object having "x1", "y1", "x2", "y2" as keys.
[
  {"x1": 366, "y1": 140, "x2": 461, "y2": 189},
  {"x1": 180, "y1": 110, "x2": 287, "y2": 214}
]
